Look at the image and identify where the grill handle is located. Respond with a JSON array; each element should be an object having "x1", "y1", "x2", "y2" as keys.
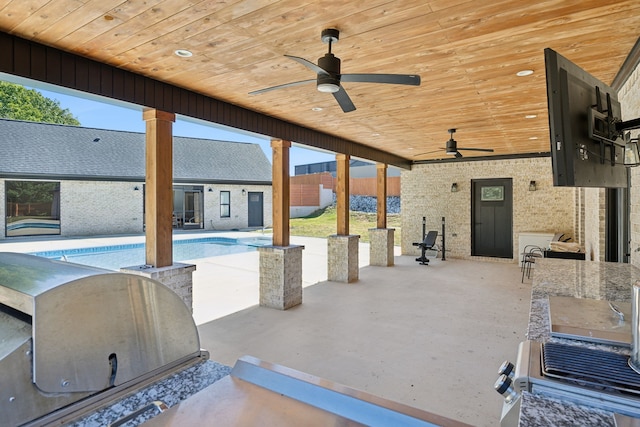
[{"x1": 108, "y1": 400, "x2": 168, "y2": 427}]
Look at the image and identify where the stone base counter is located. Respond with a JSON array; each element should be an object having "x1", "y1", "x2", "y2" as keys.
[{"x1": 511, "y1": 258, "x2": 640, "y2": 425}]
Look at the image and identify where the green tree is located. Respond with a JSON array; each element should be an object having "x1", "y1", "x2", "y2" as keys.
[{"x1": 0, "y1": 82, "x2": 80, "y2": 125}]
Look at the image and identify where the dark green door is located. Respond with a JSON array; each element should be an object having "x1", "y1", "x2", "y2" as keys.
[
  {"x1": 247, "y1": 192, "x2": 264, "y2": 227},
  {"x1": 471, "y1": 178, "x2": 513, "y2": 258}
]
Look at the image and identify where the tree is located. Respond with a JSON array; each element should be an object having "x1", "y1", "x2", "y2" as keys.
[{"x1": 0, "y1": 82, "x2": 80, "y2": 125}]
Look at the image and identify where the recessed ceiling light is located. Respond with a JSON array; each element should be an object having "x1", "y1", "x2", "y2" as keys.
[
  {"x1": 311, "y1": 107, "x2": 323, "y2": 111},
  {"x1": 372, "y1": 133, "x2": 380, "y2": 137},
  {"x1": 517, "y1": 69, "x2": 534, "y2": 77},
  {"x1": 525, "y1": 114, "x2": 537, "y2": 119},
  {"x1": 174, "y1": 49, "x2": 193, "y2": 58},
  {"x1": 529, "y1": 136, "x2": 539, "y2": 140}
]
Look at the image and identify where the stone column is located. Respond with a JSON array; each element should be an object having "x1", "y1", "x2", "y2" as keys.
[
  {"x1": 329, "y1": 154, "x2": 359, "y2": 282},
  {"x1": 369, "y1": 163, "x2": 394, "y2": 266},
  {"x1": 328, "y1": 234, "x2": 359, "y2": 283},
  {"x1": 259, "y1": 245, "x2": 304, "y2": 309},
  {"x1": 369, "y1": 228, "x2": 395, "y2": 266},
  {"x1": 120, "y1": 263, "x2": 196, "y2": 312},
  {"x1": 258, "y1": 140, "x2": 303, "y2": 310}
]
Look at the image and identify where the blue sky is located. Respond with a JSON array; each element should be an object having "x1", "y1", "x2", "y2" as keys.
[{"x1": 35, "y1": 88, "x2": 336, "y2": 168}]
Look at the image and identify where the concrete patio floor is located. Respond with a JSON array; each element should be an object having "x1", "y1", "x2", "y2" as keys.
[
  {"x1": 197, "y1": 251, "x2": 531, "y2": 427},
  {"x1": 0, "y1": 232, "x2": 531, "y2": 426}
]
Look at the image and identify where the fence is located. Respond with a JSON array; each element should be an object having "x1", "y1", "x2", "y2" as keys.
[{"x1": 290, "y1": 173, "x2": 400, "y2": 206}]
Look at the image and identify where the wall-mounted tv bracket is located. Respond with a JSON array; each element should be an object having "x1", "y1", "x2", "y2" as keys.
[{"x1": 589, "y1": 86, "x2": 640, "y2": 165}]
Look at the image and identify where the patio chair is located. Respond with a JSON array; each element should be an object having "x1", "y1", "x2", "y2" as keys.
[
  {"x1": 413, "y1": 231, "x2": 438, "y2": 265},
  {"x1": 521, "y1": 245, "x2": 544, "y2": 282}
]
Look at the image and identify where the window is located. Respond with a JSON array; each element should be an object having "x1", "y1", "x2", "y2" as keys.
[
  {"x1": 6, "y1": 180, "x2": 60, "y2": 237},
  {"x1": 220, "y1": 191, "x2": 230, "y2": 218}
]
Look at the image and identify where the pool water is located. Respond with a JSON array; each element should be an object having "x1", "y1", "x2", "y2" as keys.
[{"x1": 29, "y1": 237, "x2": 272, "y2": 271}]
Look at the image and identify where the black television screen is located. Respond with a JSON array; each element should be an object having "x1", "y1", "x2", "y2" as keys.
[{"x1": 544, "y1": 48, "x2": 627, "y2": 188}]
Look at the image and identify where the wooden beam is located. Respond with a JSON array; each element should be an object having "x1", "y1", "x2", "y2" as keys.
[
  {"x1": 0, "y1": 31, "x2": 411, "y2": 170},
  {"x1": 271, "y1": 139, "x2": 290, "y2": 247},
  {"x1": 336, "y1": 154, "x2": 350, "y2": 236},
  {"x1": 143, "y1": 108, "x2": 175, "y2": 267},
  {"x1": 376, "y1": 163, "x2": 387, "y2": 229}
]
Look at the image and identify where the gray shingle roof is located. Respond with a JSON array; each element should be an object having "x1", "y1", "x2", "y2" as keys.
[{"x1": 0, "y1": 118, "x2": 272, "y2": 183}]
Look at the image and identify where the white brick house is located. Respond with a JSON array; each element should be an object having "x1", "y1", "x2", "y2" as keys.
[{"x1": 0, "y1": 119, "x2": 272, "y2": 239}]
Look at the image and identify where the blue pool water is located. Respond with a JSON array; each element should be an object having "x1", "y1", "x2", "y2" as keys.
[{"x1": 29, "y1": 236, "x2": 272, "y2": 270}]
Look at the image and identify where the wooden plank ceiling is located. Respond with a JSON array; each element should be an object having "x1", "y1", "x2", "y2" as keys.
[{"x1": 0, "y1": 0, "x2": 639, "y2": 163}]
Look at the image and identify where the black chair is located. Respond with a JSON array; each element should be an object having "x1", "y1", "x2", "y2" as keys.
[
  {"x1": 521, "y1": 245, "x2": 543, "y2": 282},
  {"x1": 413, "y1": 231, "x2": 438, "y2": 265}
]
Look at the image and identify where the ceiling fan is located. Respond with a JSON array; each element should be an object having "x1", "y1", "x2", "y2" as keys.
[
  {"x1": 249, "y1": 28, "x2": 421, "y2": 113},
  {"x1": 417, "y1": 129, "x2": 495, "y2": 158}
]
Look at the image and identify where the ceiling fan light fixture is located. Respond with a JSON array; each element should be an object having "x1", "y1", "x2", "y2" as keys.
[
  {"x1": 317, "y1": 82, "x2": 340, "y2": 93},
  {"x1": 445, "y1": 139, "x2": 457, "y2": 155}
]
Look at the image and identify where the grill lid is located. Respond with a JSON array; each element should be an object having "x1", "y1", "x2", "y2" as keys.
[{"x1": 0, "y1": 252, "x2": 201, "y2": 393}]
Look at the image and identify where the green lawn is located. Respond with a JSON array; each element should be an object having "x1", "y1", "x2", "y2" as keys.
[{"x1": 289, "y1": 205, "x2": 401, "y2": 245}]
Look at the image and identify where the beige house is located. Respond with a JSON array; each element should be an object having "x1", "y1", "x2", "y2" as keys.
[{"x1": 0, "y1": 119, "x2": 272, "y2": 238}]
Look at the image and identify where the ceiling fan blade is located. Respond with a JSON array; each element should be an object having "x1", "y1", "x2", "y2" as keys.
[
  {"x1": 457, "y1": 147, "x2": 495, "y2": 152},
  {"x1": 284, "y1": 55, "x2": 329, "y2": 75},
  {"x1": 454, "y1": 152, "x2": 463, "y2": 158},
  {"x1": 249, "y1": 79, "x2": 316, "y2": 95},
  {"x1": 341, "y1": 73, "x2": 421, "y2": 86},
  {"x1": 332, "y1": 86, "x2": 356, "y2": 113},
  {"x1": 414, "y1": 149, "x2": 443, "y2": 156}
]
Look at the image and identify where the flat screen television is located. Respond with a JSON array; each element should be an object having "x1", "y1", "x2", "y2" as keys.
[{"x1": 544, "y1": 48, "x2": 627, "y2": 188}]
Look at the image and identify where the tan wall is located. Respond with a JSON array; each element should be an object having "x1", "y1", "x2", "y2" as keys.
[
  {"x1": 620, "y1": 59, "x2": 640, "y2": 267},
  {"x1": 401, "y1": 157, "x2": 577, "y2": 261},
  {"x1": 290, "y1": 172, "x2": 400, "y2": 206},
  {"x1": 291, "y1": 184, "x2": 320, "y2": 206},
  {"x1": 291, "y1": 172, "x2": 334, "y2": 189},
  {"x1": 349, "y1": 176, "x2": 400, "y2": 196}
]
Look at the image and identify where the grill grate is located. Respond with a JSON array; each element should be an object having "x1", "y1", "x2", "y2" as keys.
[{"x1": 542, "y1": 342, "x2": 640, "y2": 394}]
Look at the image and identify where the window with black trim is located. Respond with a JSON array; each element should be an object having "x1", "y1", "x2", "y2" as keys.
[
  {"x1": 6, "y1": 180, "x2": 60, "y2": 237},
  {"x1": 220, "y1": 191, "x2": 230, "y2": 218}
]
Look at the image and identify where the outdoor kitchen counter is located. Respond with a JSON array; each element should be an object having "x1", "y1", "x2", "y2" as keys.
[
  {"x1": 518, "y1": 258, "x2": 640, "y2": 426},
  {"x1": 67, "y1": 359, "x2": 231, "y2": 426}
]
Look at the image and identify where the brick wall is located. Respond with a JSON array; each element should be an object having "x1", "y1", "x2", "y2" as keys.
[
  {"x1": 0, "y1": 179, "x2": 271, "y2": 238},
  {"x1": 203, "y1": 184, "x2": 272, "y2": 230},
  {"x1": 61, "y1": 181, "x2": 143, "y2": 236},
  {"x1": 401, "y1": 157, "x2": 577, "y2": 261},
  {"x1": 620, "y1": 59, "x2": 640, "y2": 267}
]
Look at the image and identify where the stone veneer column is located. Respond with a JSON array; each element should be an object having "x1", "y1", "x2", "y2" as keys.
[
  {"x1": 120, "y1": 263, "x2": 196, "y2": 312},
  {"x1": 369, "y1": 228, "x2": 395, "y2": 266},
  {"x1": 328, "y1": 234, "x2": 359, "y2": 282},
  {"x1": 258, "y1": 245, "x2": 304, "y2": 310}
]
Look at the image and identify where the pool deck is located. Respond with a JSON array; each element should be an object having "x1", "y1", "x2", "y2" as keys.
[{"x1": 0, "y1": 230, "x2": 380, "y2": 324}]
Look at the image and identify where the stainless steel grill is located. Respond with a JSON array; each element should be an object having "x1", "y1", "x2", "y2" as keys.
[
  {"x1": 0, "y1": 252, "x2": 207, "y2": 426},
  {"x1": 542, "y1": 342, "x2": 640, "y2": 394},
  {"x1": 512, "y1": 341, "x2": 640, "y2": 419}
]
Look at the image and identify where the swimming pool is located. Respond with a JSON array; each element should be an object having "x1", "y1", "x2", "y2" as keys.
[{"x1": 29, "y1": 236, "x2": 272, "y2": 270}]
